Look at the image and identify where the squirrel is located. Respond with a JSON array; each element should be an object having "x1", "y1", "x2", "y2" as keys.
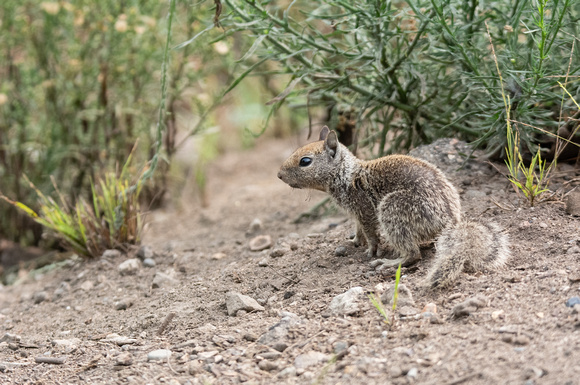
[{"x1": 277, "y1": 126, "x2": 510, "y2": 288}]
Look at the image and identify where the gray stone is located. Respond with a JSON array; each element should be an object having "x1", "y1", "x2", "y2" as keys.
[
  {"x1": 225, "y1": 292, "x2": 265, "y2": 316},
  {"x1": 258, "y1": 360, "x2": 278, "y2": 371},
  {"x1": 115, "y1": 298, "x2": 134, "y2": 310},
  {"x1": 277, "y1": 366, "x2": 297, "y2": 378},
  {"x1": 102, "y1": 249, "x2": 121, "y2": 259},
  {"x1": 565, "y1": 296, "x2": 580, "y2": 307},
  {"x1": 258, "y1": 314, "x2": 306, "y2": 347},
  {"x1": 258, "y1": 258, "x2": 269, "y2": 267},
  {"x1": 247, "y1": 218, "x2": 263, "y2": 234},
  {"x1": 567, "y1": 246, "x2": 580, "y2": 255},
  {"x1": 249, "y1": 235, "x2": 273, "y2": 251},
  {"x1": 407, "y1": 367, "x2": 419, "y2": 379},
  {"x1": 137, "y1": 245, "x2": 154, "y2": 260},
  {"x1": 116, "y1": 352, "x2": 133, "y2": 366},
  {"x1": 53, "y1": 282, "x2": 71, "y2": 299},
  {"x1": 101, "y1": 333, "x2": 137, "y2": 345},
  {"x1": 381, "y1": 284, "x2": 415, "y2": 307},
  {"x1": 565, "y1": 190, "x2": 580, "y2": 216},
  {"x1": 152, "y1": 270, "x2": 179, "y2": 289},
  {"x1": 451, "y1": 296, "x2": 487, "y2": 318},
  {"x1": 294, "y1": 351, "x2": 330, "y2": 369},
  {"x1": 0, "y1": 333, "x2": 21, "y2": 343},
  {"x1": 80, "y1": 280, "x2": 94, "y2": 291},
  {"x1": 143, "y1": 258, "x2": 156, "y2": 268},
  {"x1": 329, "y1": 287, "x2": 364, "y2": 315},
  {"x1": 118, "y1": 258, "x2": 141, "y2": 276},
  {"x1": 270, "y1": 246, "x2": 290, "y2": 258},
  {"x1": 33, "y1": 291, "x2": 48, "y2": 304},
  {"x1": 147, "y1": 349, "x2": 172, "y2": 361},
  {"x1": 334, "y1": 246, "x2": 347, "y2": 257}
]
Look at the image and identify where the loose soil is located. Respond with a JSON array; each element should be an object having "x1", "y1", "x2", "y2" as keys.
[{"x1": 1, "y1": 135, "x2": 580, "y2": 385}]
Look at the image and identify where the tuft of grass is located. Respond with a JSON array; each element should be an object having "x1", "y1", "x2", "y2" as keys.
[
  {"x1": 367, "y1": 292, "x2": 389, "y2": 325},
  {"x1": 1, "y1": 148, "x2": 145, "y2": 258}
]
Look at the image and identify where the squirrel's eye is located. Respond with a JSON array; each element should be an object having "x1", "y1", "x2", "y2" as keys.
[{"x1": 299, "y1": 157, "x2": 312, "y2": 167}]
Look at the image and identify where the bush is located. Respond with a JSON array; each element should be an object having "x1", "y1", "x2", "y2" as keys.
[
  {"x1": 192, "y1": 0, "x2": 579, "y2": 158},
  {"x1": 0, "y1": 0, "x2": 228, "y2": 245}
]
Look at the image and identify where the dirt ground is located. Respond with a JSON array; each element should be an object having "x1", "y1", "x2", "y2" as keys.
[{"x1": 1, "y1": 134, "x2": 580, "y2": 385}]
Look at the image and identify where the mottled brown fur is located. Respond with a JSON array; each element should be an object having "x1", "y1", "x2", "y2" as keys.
[{"x1": 278, "y1": 127, "x2": 510, "y2": 288}]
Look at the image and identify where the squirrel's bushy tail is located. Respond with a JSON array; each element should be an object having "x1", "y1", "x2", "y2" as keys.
[{"x1": 427, "y1": 221, "x2": 510, "y2": 288}]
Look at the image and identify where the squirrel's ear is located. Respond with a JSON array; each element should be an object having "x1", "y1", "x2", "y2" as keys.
[
  {"x1": 319, "y1": 126, "x2": 330, "y2": 141},
  {"x1": 325, "y1": 130, "x2": 338, "y2": 158}
]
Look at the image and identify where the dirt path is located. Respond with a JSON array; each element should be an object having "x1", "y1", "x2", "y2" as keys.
[{"x1": 1, "y1": 136, "x2": 580, "y2": 385}]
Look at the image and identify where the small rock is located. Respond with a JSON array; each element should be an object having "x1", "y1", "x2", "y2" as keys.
[
  {"x1": 198, "y1": 350, "x2": 219, "y2": 360},
  {"x1": 270, "y1": 247, "x2": 290, "y2": 258},
  {"x1": 334, "y1": 246, "x2": 347, "y2": 257},
  {"x1": 450, "y1": 296, "x2": 486, "y2": 318},
  {"x1": 381, "y1": 284, "x2": 415, "y2": 307},
  {"x1": 277, "y1": 366, "x2": 297, "y2": 378},
  {"x1": 137, "y1": 245, "x2": 154, "y2": 260},
  {"x1": 258, "y1": 314, "x2": 306, "y2": 348},
  {"x1": 143, "y1": 258, "x2": 156, "y2": 268},
  {"x1": 33, "y1": 291, "x2": 48, "y2": 304},
  {"x1": 247, "y1": 218, "x2": 263, "y2": 235},
  {"x1": 249, "y1": 235, "x2": 273, "y2": 251},
  {"x1": 52, "y1": 338, "x2": 81, "y2": 349},
  {"x1": 398, "y1": 305, "x2": 419, "y2": 316},
  {"x1": 80, "y1": 281, "x2": 94, "y2": 292},
  {"x1": 118, "y1": 259, "x2": 141, "y2": 276},
  {"x1": 565, "y1": 296, "x2": 580, "y2": 307},
  {"x1": 116, "y1": 352, "x2": 133, "y2": 366},
  {"x1": 0, "y1": 333, "x2": 21, "y2": 343},
  {"x1": 114, "y1": 298, "x2": 134, "y2": 311},
  {"x1": 147, "y1": 349, "x2": 172, "y2": 361},
  {"x1": 225, "y1": 292, "x2": 265, "y2": 316},
  {"x1": 567, "y1": 246, "x2": 580, "y2": 255},
  {"x1": 53, "y1": 282, "x2": 71, "y2": 299},
  {"x1": 211, "y1": 253, "x2": 226, "y2": 260},
  {"x1": 259, "y1": 352, "x2": 282, "y2": 360},
  {"x1": 389, "y1": 365, "x2": 403, "y2": 378},
  {"x1": 333, "y1": 341, "x2": 349, "y2": 354},
  {"x1": 294, "y1": 351, "x2": 329, "y2": 369},
  {"x1": 152, "y1": 270, "x2": 179, "y2": 289},
  {"x1": 101, "y1": 334, "x2": 137, "y2": 345},
  {"x1": 243, "y1": 333, "x2": 258, "y2": 342},
  {"x1": 258, "y1": 360, "x2": 278, "y2": 371},
  {"x1": 272, "y1": 342, "x2": 288, "y2": 352},
  {"x1": 258, "y1": 258, "x2": 269, "y2": 267},
  {"x1": 422, "y1": 303, "x2": 437, "y2": 313},
  {"x1": 539, "y1": 222, "x2": 548, "y2": 229},
  {"x1": 329, "y1": 287, "x2": 364, "y2": 316},
  {"x1": 407, "y1": 367, "x2": 419, "y2": 379},
  {"x1": 102, "y1": 249, "x2": 121, "y2": 259},
  {"x1": 565, "y1": 190, "x2": 580, "y2": 216}
]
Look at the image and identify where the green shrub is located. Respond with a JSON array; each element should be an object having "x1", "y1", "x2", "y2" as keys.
[
  {"x1": 0, "y1": 0, "x2": 228, "y2": 245},
  {"x1": 188, "y1": 0, "x2": 579, "y2": 158}
]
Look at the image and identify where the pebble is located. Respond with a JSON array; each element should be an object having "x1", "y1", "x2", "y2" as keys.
[
  {"x1": 147, "y1": 349, "x2": 172, "y2": 361},
  {"x1": 294, "y1": 351, "x2": 329, "y2": 369},
  {"x1": 422, "y1": 303, "x2": 437, "y2": 313},
  {"x1": 258, "y1": 258, "x2": 268, "y2": 267},
  {"x1": 277, "y1": 366, "x2": 297, "y2": 378},
  {"x1": 333, "y1": 340, "x2": 349, "y2": 354},
  {"x1": 381, "y1": 284, "x2": 415, "y2": 307},
  {"x1": 102, "y1": 249, "x2": 121, "y2": 259},
  {"x1": 258, "y1": 352, "x2": 281, "y2": 360},
  {"x1": 247, "y1": 218, "x2": 263, "y2": 235},
  {"x1": 407, "y1": 367, "x2": 419, "y2": 379},
  {"x1": 249, "y1": 235, "x2": 273, "y2": 251},
  {"x1": 114, "y1": 298, "x2": 134, "y2": 311},
  {"x1": 80, "y1": 281, "x2": 94, "y2": 291},
  {"x1": 0, "y1": 333, "x2": 21, "y2": 343},
  {"x1": 152, "y1": 270, "x2": 179, "y2": 289},
  {"x1": 198, "y1": 350, "x2": 218, "y2": 360},
  {"x1": 565, "y1": 190, "x2": 580, "y2": 216},
  {"x1": 270, "y1": 246, "x2": 290, "y2": 258},
  {"x1": 101, "y1": 334, "x2": 137, "y2": 346},
  {"x1": 116, "y1": 352, "x2": 133, "y2": 366},
  {"x1": 257, "y1": 314, "x2": 306, "y2": 348},
  {"x1": 398, "y1": 306, "x2": 419, "y2": 316},
  {"x1": 243, "y1": 333, "x2": 257, "y2": 342},
  {"x1": 565, "y1": 297, "x2": 580, "y2": 307},
  {"x1": 450, "y1": 296, "x2": 486, "y2": 318},
  {"x1": 566, "y1": 246, "x2": 580, "y2": 255},
  {"x1": 329, "y1": 287, "x2": 364, "y2": 315},
  {"x1": 272, "y1": 342, "x2": 288, "y2": 352},
  {"x1": 52, "y1": 338, "x2": 81, "y2": 350},
  {"x1": 334, "y1": 246, "x2": 347, "y2": 257},
  {"x1": 118, "y1": 259, "x2": 141, "y2": 276},
  {"x1": 33, "y1": 291, "x2": 48, "y2": 304},
  {"x1": 211, "y1": 253, "x2": 226, "y2": 260},
  {"x1": 142, "y1": 258, "x2": 156, "y2": 268},
  {"x1": 137, "y1": 245, "x2": 154, "y2": 260},
  {"x1": 258, "y1": 360, "x2": 278, "y2": 371},
  {"x1": 225, "y1": 292, "x2": 265, "y2": 316},
  {"x1": 53, "y1": 282, "x2": 71, "y2": 299}
]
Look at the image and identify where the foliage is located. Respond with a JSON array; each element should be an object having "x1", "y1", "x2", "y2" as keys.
[
  {"x1": 367, "y1": 292, "x2": 390, "y2": 324},
  {"x1": 185, "y1": 0, "x2": 579, "y2": 159},
  {"x1": 1, "y1": 148, "x2": 145, "y2": 257},
  {"x1": 0, "y1": 0, "x2": 229, "y2": 245}
]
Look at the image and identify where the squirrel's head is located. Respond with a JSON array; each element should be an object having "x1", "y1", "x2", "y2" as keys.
[{"x1": 277, "y1": 126, "x2": 341, "y2": 192}]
